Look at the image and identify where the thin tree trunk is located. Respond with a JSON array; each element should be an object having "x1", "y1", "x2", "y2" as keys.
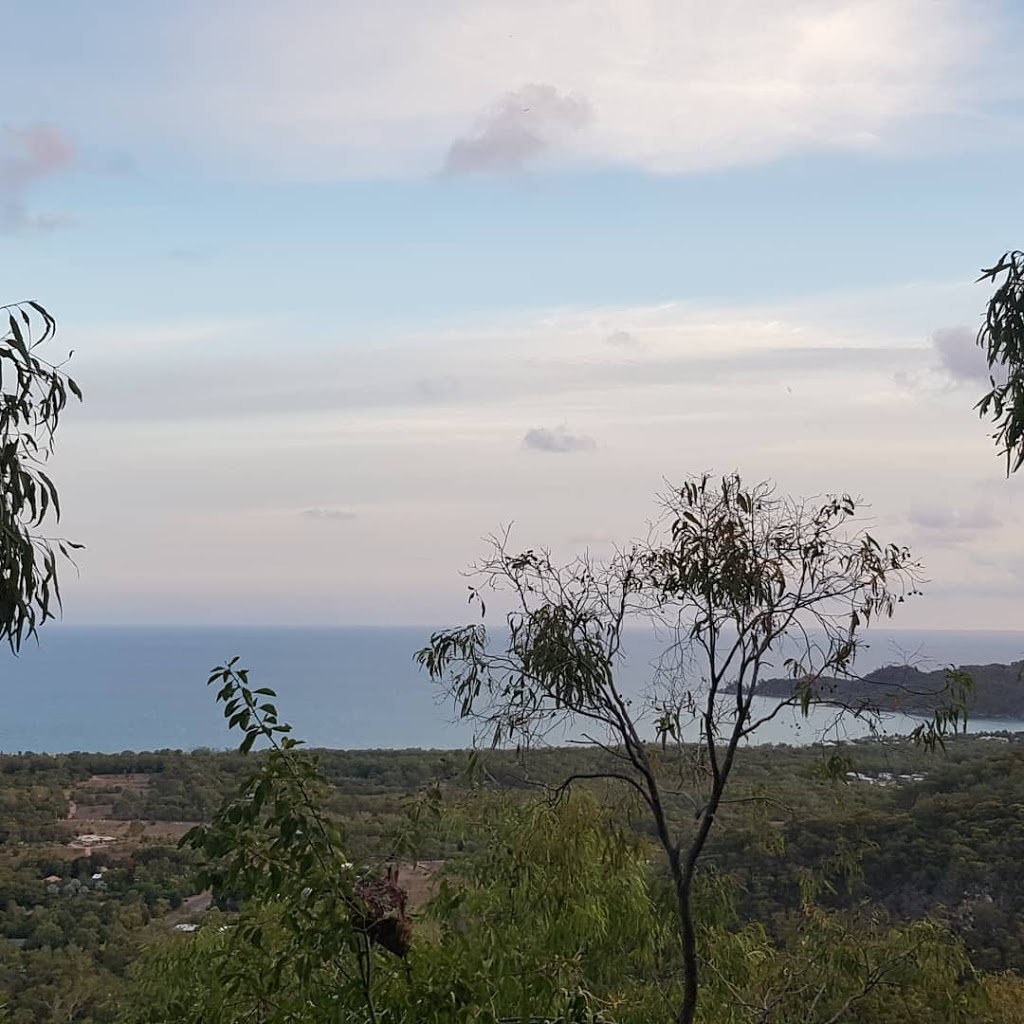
[
  {"x1": 676, "y1": 882, "x2": 699, "y2": 1024},
  {"x1": 673, "y1": 766, "x2": 734, "y2": 1024}
]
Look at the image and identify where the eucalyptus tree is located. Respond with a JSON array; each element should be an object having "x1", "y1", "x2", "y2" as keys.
[
  {"x1": 0, "y1": 300, "x2": 81, "y2": 651},
  {"x1": 418, "y1": 472, "x2": 968, "y2": 1024},
  {"x1": 977, "y1": 251, "x2": 1024, "y2": 473}
]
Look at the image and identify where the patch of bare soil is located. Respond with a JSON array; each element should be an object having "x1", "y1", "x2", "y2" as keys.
[
  {"x1": 66, "y1": 773, "x2": 152, "y2": 821},
  {"x1": 81, "y1": 773, "x2": 152, "y2": 790},
  {"x1": 48, "y1": 777, "x2": 199, "y2": 858},
  {"x1": 165, "y1": 890, "x2": 214, "y2": 925},
  {"x1": 63, "y1": 818, "x2": 198, "y2": 844},
  {"x1": 395, "y1": 860, "x2": 443, "y2": 910}
]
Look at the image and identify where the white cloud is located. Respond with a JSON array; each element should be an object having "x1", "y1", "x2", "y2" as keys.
[{"x1": 55, "y1": 0, "x2": 1001, "y2": 179}]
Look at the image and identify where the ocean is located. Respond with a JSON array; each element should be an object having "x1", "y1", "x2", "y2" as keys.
[{"x1": 2, "y1": 626, "x2": 1024, "y2": 754}]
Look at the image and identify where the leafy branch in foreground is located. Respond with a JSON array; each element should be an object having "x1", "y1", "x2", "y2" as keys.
[
  {"x1": 0, "y1": 300, "x2": 82, "y2": 652},
  {"x1": 181, "y1": 660, "x2": 412, "y2": 1023},
  {"x1": 976, "y1": 251, "x2": 1024, "y2": 474},
  {"x1": 418, "y1": 472, "x2": 969, "y2": 1024}
]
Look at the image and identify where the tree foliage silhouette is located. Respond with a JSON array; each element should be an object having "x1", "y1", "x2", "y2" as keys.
[{"x1": 0, "y1": 300, "x2": 81, "y2": 652}]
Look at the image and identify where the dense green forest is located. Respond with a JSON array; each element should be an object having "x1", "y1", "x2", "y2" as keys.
[{"x1": 1, "y1": 732, "x2": 1023, "y2": 1021}]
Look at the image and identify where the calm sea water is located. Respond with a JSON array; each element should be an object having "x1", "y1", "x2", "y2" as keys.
[{"x1": 1, "y1": 626, "x2": 1023, "y2": 754}]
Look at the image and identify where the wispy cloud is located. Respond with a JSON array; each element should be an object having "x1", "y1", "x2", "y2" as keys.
[
  {"x1": 415, "y1": 375, "x2": 462, "y2": 401},
  {"x1": 0, "y1": 123, "x2": 75, "y2": 232},
  {"x1": 569, "y1": 530, "x2": 617, "y2": 546},
  {"x1": 909, "y1": 502, "x2": 999, "y2": 532},
  {"x1": 58, "y1": 284, "x2": 1024, "y2": 628},
  {"x1": 73, "y1": 298, "x2": 932, "y2": 425},
  {"x1": 606, "y1": 330, "x2": 639, "y2": 349},
  {"x1": 301, "y1": 507, "x2": 357, "y2": 521},
  {"x1": 43, "y1": 0, "x2": 1001, "y2": 180},
  {"x1": 523, "y1": 425, "x2": 596, "y2": 453},
  {"x1": 165, "y1": 247, "x2": 211, "y2": 264},
  {"x1": 444, "y1": 84, "x2": 591, "y2": 174}
]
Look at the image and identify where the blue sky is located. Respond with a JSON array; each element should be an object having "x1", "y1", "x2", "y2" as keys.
[{"x1": 3, "y1": 0, "x2": 1024, "y2": 628}]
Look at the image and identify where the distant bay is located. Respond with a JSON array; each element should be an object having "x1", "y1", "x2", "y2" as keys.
[{"x1": 2, "y1": 626, "x2": 1023, "y2": 754}]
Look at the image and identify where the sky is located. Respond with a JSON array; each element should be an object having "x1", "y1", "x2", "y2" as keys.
[{"x1": 2, "y1": 0, "x2": 1024, "y2": 628}]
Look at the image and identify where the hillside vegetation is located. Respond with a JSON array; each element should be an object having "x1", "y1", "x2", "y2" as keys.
[{"x1": 1, "y1": 733, "x2": 1023, "y2": 1021}]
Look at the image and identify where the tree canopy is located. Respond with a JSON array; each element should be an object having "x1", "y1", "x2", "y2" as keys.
[
  {"x1": 0, "y1": 300, "x2": 81, "y2": 652},
  {"x1": 418, "y1": 473, "x2": 970, "y2": 1024},
  {"x1": 977, "y1": 252, "x2": 1024, "y2": 473}
]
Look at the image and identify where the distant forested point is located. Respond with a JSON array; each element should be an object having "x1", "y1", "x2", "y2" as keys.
[{"x1": 757, "y1": 661, "x2": 1024, "y2": 718}]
